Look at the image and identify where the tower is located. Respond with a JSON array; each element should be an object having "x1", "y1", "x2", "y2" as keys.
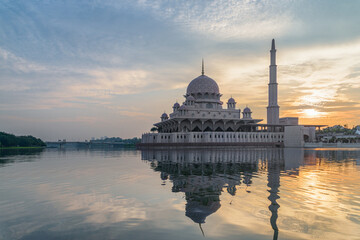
[
  {"x1": 227, "y1": 97, "x2": 236, "y2": 109},
  {"x1": 267, "y1": 39, "x2": 280, "y2": 124}
]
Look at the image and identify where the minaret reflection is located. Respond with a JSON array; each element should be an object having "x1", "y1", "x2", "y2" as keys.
[
  {"x1": 267, "y1": 153, "x2": 282, "y2": 240},
  {"x1": 141, "y1": 148, "x2": 303, "y2": 237}
]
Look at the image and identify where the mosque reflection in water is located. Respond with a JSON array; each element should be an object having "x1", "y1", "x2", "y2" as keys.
[{"x1": 141, "y1": 148, "x2": 305, "y2": 239}]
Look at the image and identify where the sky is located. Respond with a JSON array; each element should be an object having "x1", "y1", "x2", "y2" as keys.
[{"x1": 1, "y1": 0, "x2": 360, "y2": 141}]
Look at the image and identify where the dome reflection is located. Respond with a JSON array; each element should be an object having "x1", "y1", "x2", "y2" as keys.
[{"x1": 142, "y1": 147, "x2": 305, "y2": 239}]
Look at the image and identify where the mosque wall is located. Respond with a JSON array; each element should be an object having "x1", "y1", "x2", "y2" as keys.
[
  {"x1": 156, "y1": 119, "x2": 259, "y2": 133},
  {"x1": 141, "y1": 127, "x2": 315, "y2": 147},
  {"x1": 283, "y1": 126, "x2": 316, "y2": 147},
  {"x1": 141, "y1": 132, "x2": 284, "y2": 145},
  {"x1": 170, "y1": 108, "x2": 241, "y2": 119}
]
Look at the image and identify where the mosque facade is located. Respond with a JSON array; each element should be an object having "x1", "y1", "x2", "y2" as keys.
[{"x1": 141, "y1": 40, "x2": 319, "y2": 147}]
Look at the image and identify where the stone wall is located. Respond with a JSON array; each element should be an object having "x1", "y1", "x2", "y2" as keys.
[
  {"x1": 283, "y1": 126, "x2": 316, "y2": 147},
  {"x1": 141, "y1": 132, "x2": 284, "y2": 145}
]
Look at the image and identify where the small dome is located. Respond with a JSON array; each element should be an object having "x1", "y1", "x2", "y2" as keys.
[
  {"x1": 173, "y1": 102, "x2": 180, "y2": 108},
  {"x1": 227, "y1": 97, "x2": 236, "y2": 104},
  {"x1": 243, "y1": 107, "x2": 251, "y2": 113},
  {"x1": 161, "y1": 113, "x2": 168, "y2": 118},
  {"x1": 186, "y1": 75, "x2": 220, "y2": 95},
  {"x1": 179, "y1": 105, "x2": 187, "y2": 110},
  {"x1": 187, "y1": 95, "x2": 195, "y2": 101}
]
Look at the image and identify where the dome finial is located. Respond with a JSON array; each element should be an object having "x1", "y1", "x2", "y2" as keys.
[
  {"x1": 201, "y1": 58, "x2": 204, "y2": 75},
  {"x1": 199, "y1": 223, "x2": 205, "y2": 237}
]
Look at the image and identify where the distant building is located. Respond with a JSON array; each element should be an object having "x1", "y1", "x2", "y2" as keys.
[
  {"x1": 279, "y1": 117, "x2": 299, "y2": 126},
  {"x1": 355, "y1": 126, "x2": 360, "y2": 135}
]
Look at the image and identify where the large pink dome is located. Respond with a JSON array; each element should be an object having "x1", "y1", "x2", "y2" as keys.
[{"x1": 186, "y1": 75, "x2": 220, "y2": 95}]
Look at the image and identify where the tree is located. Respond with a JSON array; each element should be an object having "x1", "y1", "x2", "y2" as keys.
[
  {"x1": 150, "y1": 127, "x2": 158, "y2": 133},
  {"x1": 0, "y1": 132, "x2": 45, "y2": 147}
]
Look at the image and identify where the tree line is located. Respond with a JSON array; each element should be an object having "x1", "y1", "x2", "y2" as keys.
[
  {"x1": 317, "y1": 125, "x2": 360, "y2": 135},
  {"x1": 0, "y1": 132, "x2": 46, "y2": 148}
]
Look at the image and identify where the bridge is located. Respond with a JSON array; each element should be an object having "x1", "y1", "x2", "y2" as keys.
[{"x1": 45, "y1": 141, "x2": 135, "y2": 149}]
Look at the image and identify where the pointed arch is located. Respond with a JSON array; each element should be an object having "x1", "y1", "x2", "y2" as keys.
[
  {"x1": 214, "y1": 120, "x2": 225, "y2": 132},
  {"x1": 192, "y1": 119, "x2": 202, "y2": 132},
  {"x1": 226, "y1": 127, "x2": 234, "y2": 132},
  {"x1": 215, "y1": 127, "x2": 223, "y2": 132},
  {"x1": 192, "y1": 126, "x2": 201, "y2": 132},
  {"x1": 204, "y1": 126, "x2": 213, "y2": 132},
  {"x1": 180, "y1": 119, "x2": 191, "y2": 132},
  {"x1": 203, "y1": 119, "x2": 213, "y2": 131}
]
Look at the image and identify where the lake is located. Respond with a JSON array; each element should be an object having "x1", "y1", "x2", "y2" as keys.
[{"x1": 0, "y1": 147, "x2": 359, "y2": 240}]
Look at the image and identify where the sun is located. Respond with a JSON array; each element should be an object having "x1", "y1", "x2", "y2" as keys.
[{"x1": 302, "y1": 109, "x2": 322, "y2": 118}]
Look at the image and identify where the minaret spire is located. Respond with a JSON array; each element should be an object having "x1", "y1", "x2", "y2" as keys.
[
  {"x1": 267, "y1": 39, "x2": 280, "y2": 125},
  {"x1": 201, "y1": 58, "x2": 204, "y2": 75}
]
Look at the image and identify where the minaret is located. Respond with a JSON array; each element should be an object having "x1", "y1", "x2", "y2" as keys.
[{"x1": 267, "y1": 39, "x2": 280, "y2": 124}]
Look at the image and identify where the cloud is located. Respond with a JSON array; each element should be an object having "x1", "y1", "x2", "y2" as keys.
[
  {"x1": 279, "y1": 42, "x2": 360, "y2": 125},
  {"x1": 2, "y1": 36, "x2": 360, "y2": 131},
  {"x1": 1, "y1": 1, "x2": 360, "y2": 139},
  {"x1": 0, "y1": 48, "x2": 178, "y2": 111},
  {"x1": 0, "y1": 48, "x2": 47, "y2": 74},
  {"x1": 279, "y1": 39, "x2": 360, "y2": 102},
  {"x1": 191, "y1": 38, "x2": 360, "y2": 126},
  {"x1": 135, "y1": 0, "x2": 301, "y2": 40}
]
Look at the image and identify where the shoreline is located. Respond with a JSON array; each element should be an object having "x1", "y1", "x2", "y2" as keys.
[{"x1": 0, "y1": 146, "x2": 45, "y2": 150}]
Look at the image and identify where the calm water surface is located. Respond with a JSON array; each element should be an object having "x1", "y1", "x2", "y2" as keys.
[{"x1": 0, "y1": 147, "x2": 359, "y2": 240}]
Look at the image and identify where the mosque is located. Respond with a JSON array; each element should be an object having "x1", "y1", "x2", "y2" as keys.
[
  {"x1": 141, "y1": 40, "x2": 322, "y2": 147},
  {"x1": 157, "y1": 59, "x2": 263, "y2": 133}
]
